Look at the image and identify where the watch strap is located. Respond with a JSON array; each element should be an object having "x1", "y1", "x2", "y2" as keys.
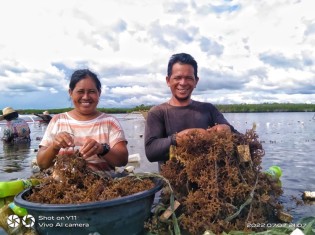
[{"x1": 98, "y1": 143, "x2": 110, "y2": 157}]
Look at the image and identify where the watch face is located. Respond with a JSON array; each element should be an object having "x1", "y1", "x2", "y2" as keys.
[{"x1": 102, "y1": 143, "x2": 110, "y2": 155}]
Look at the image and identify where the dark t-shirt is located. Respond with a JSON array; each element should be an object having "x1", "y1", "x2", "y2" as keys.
[{"x1": 144, "y1": 100, "x2": 237, "y2": 164}]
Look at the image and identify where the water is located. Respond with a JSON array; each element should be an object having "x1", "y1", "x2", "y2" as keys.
[
  {"x1": 225, "y1": 112, "x2": 315, "y2": 222},
  {"x1": 0, "y1": 112, "x2": 314, "y2": 231}
]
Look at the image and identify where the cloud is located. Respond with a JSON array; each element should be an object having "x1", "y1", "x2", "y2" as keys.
[
  {"x1": 259, "y1": 52, "x2": 303, "y2": 70},
  {"x1": 259, "y1": 51, "x2": 315, "y2": 71},
  {"x1": 164, "y1": 2, "x2": 189, "y2": 13},
  {"x1": 197, "y1": 67, "x2": 245, "y2": 91},
  {"x1": 0, "y1": 0, "x2": 315, "y2": 109},
  {"x1": 0, "y1": 60, "x2": 28, "y2": 76},
  {"x1": 199, "y1": 37, "x2": 224, "y2": 57},
  {"x1": 98, "y1": 63, "x2": 150, "y2": 79},
  {"x1": 304, "y1": 21, "x2": 315, "y2": 37},
  {"x1": 197, "y1": 2, "x2": 241, "y2": 15},
  {"x1": 147, "y1": 20, "x2": 197, "y2": 50}
]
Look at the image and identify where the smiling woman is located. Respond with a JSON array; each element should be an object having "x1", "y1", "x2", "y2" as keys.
[{"x1": 36, "y1": 69, "x2": 129, "y2": 176}]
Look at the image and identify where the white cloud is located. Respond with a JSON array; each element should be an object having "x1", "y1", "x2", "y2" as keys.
[{"x1": 0, "y1": 0, "x2": 315, "y2": 109}]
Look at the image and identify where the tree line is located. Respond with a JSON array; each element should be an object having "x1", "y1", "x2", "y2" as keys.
[{"x1": 17, "y1": 103, "x2": 315, "y2": 115}]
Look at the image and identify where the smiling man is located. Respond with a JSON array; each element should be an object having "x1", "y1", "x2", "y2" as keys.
[{"x1": 144, "y1": 53, "x2": 238, "y2": 168}]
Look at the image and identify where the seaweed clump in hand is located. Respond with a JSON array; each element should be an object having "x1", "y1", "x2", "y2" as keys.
[
  {"x1": 27, "y1": 150, "x2": 154, "y2": 204},
  {"x1": 148, "y1": 128, "x2": 283, "y2": 235}
]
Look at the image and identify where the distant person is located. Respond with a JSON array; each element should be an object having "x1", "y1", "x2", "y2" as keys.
[
  {"x1": 144, "y1": 53, "x2": 238, "y2": 168},
  {"x1": 36, "y1": 69, "x2": 128, "y2": 174},
  {"x1": 35, "y1": 110, "x2": 52, "y2": 124},
  {"x1": 0, "y1": 107, "x2": 31, "y2": 143}
]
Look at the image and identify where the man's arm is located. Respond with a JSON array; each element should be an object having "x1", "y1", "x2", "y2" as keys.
[
  {"x1": 144, "y1": 111, "x2": 172, "y2": 162},
  {"x1": 210, "y1": 105, "x2": 238, "y2": 133}
]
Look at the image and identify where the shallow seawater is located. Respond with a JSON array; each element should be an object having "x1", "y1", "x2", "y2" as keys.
[
  {"x1": 225, "y1": 112, "x2": 315, "y2": 222},
  {"x1": 0, "y1": 112, "x2": 314, "y2": 234}
]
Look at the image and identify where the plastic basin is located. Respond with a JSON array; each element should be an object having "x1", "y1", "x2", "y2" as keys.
[{"x1": 14, "y1": 177, "x2": 163, "y2": 235}]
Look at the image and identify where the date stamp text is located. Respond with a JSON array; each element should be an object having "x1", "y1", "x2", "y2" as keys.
[{"x1": 246, "y1": 223, "x2": 306, "y2": 228}]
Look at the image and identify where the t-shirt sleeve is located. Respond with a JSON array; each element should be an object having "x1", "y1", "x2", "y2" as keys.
[
  {"x1": 144, "y1": 108, "x2": 172, "y2": 163},
  {"x1": 107, "y1": 117, "x2": 127, "y2": 147},
  {"x1": 209, "y1": 104, "x2": 238, "y2": 133},
  {"x1": 39, "y1": 115, "x2": 59, "y2": 147}
]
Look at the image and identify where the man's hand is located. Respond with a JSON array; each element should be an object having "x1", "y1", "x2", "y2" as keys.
[
  {"x1": 207, "y1": 124, "x2": 231, "y2": 135},
  {"x1": 176, "y1": 128, "x2": 208, "y2": 147}
]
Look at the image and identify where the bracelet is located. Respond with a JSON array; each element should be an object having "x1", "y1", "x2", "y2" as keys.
[{"x1": 171, "y1": 134, "x2": 177, "y2": 146}]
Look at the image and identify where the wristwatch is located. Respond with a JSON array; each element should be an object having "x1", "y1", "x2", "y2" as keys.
[{"x1": 98, "y1": 143, "x2": 110, "y2": 157}]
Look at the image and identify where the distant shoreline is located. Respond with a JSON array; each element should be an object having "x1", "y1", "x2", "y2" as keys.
[{"x1": 16, "y1": 103, "x2": 315, "y2": 114}]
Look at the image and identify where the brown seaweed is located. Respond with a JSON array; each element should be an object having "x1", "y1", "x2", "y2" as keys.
[
  {"x1": 147, "y1": 128, "x2": 283, "y2": 235},
  {"x1": 27, "y1": 151, "x2": 155, "y2": 204}
]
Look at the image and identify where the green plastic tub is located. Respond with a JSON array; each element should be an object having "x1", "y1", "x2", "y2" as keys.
[{"x1": 14, "y1": 177, "x2": 163, "y2": 235}]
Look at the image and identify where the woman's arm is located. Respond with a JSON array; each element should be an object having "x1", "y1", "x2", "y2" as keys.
[
  {"x1": 36, "y1": 145, "x2": 60, "y2": 169},
  {"x1": 100, "y1": 141, "x2": 128, "y2": 168}
]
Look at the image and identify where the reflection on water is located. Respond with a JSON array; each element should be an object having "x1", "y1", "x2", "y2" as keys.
[
  {"x1": 0, "y1": 112, "x2": 314, "y2": 223},
  {"x1": 1, "y1": 142, "x2": 31, "y2": 173},
  {"x1": 0, "y1": 120, "x2": 47, "y2": 182}
]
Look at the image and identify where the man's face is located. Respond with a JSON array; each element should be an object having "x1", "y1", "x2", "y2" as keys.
[{"x1": 166, "y1": 62, "x2": 198, "y2": 102}]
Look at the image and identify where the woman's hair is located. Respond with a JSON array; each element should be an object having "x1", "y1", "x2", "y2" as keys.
[
  {"x1": 167, "y1": 53, "x2": 198, "y2": 78},
  {"x1": 4, "y1": 112, "x2": 18, "y2": 121},
  {"x1": 69, "y1": 69, "x2": 102, "y2": 92}
]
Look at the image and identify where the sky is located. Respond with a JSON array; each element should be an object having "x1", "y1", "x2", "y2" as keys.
[{"x1": 0, "y1": 0, "x2": 315, "y2": 110}]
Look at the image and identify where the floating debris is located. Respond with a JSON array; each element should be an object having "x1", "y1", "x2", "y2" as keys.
[{"x1": 302, "y1": 191, "x2": 315, "y2": 201}]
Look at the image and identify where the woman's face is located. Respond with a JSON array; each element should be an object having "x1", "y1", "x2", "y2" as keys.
[{"x1": 69, "y1": 76, "x2": 101, "y2": 115}]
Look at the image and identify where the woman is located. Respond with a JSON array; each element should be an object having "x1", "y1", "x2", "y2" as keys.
[
  {"x1": 36, "y1": 69, "x2": 128, "y2": 173},
  {"x1": 0, "y1": 107, "x2": 31, "y2": 143}
]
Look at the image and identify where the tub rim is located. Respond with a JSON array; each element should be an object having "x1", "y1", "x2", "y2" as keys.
[{"x1": 14, "y1": 176, "x2": 163, "y2": 212}]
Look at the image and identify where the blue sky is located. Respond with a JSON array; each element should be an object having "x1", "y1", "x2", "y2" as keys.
[{"x1": 0, "y1": 0, "x2": 315, "y2": 109}]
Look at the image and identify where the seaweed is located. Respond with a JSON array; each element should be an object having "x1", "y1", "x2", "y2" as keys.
[
  {"x1": 147, "y1": 128, "x2": 284, "y2": 235},
  {"x1": 27, "y1": 151, "x2": 155, "y2": 204}
]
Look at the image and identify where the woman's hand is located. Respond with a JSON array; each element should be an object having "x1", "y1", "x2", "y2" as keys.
[
  {"x1": 52, "y1": 132, "x2": 75, "y2": 150},
  {"x1": 79, "y1": 139, "x2": 102, "y2": 159},
  {"x1": 37, "y1": 132, "x2": 75, "y2": 169}
]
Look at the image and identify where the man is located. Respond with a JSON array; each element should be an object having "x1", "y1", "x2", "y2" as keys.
[{"x1": 144, "y1": 53, "x2": 237, "y2": 167}]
